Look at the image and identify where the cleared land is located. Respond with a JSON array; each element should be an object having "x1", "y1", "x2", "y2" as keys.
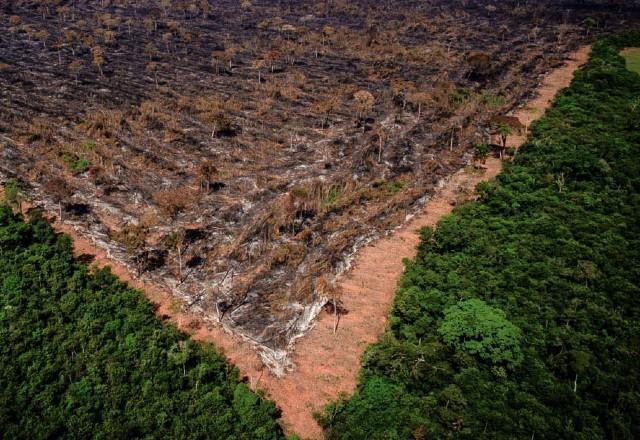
[{"x1": 0, "y1": 0, "x2": 600, "y2": 369}]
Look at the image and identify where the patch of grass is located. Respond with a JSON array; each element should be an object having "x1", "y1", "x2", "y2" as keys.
[
  {"x1": 621, "y1": 47, "x2": 640, "y2": 74},
  {"x1": 449, "y1": 87, "x2": 471, "y2": 106},
  {"x1": 61, "y1": 152, "x2": 90, "y2": 174},
  {"x1": 323, "y1": 185, "x2": 341, "y2": 206},
  {"x1": 82, "y1": 139, "x2": 96, "y2": 150},
  {"x1": 372, "y1": 179, "x2": 404, "y2": 194},
  {"x1": 480, "y1": 91, "x2": 506, "y2": 107}
]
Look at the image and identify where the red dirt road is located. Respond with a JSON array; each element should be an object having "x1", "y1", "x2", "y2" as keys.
[{"x1": 24, "y1": 45, "x2": 590, "y2": 440}]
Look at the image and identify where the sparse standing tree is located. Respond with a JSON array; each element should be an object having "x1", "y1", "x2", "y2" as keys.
[
  {"x1": 353, "y1": 90, "x2": 375, "y2": 130},
  {"x1": 197, "y1": 161, "x2": 218, "y2": 193},
  {"x1": 125, "y1": 17, "x2": 134, "y2": 37},
  {"x1": 222, "y1": 47, "x2": 236, "y2": 71},
  {"x1": 314, "y1": 93, "x2": 341, "y2": 130},
  {"x1": 167, "y1": 229, "x2": 187, "y2": 283},
  {"x1": 330, "y1": 282, "x2": 343, "y2": 334},
  {"x1": 498, "y1": 24, "x2": 509, "y2": 43},
  {"x1": 3, "y1": 179, "x2": 27, "y2": 215},
  {"x1": 68, "y1": 60, "x2": 82, "y2": 85},
  {"x1": 91, "y1": 46, "x2": 105, "y2": 76},
  {"x1": 251, "y1": 57, "x2": 266, "y2": 84},
  {"x1": 36, "y1": 29, "x2": 50, "y2": 49},
  {"x1": 162, "y1": 32, "x2": 173, "y2": 54},
  {"x1": 372, "y1": 124, "x2": 385, "y2": 163},
  {"x1": 497, "y1": 123, "x2": 512, "y2": 159},
  {"x1": 145, "y1": 42, "x2": 158, "y2": 61},
  {"x1": 199, "y1": 0, "x2": 211, "y2": 18},
  {"x1": 146, "y1": 62, "x2": 159, "y2": 88},
  {"x1": 211, "y1": 50, "x2": 223, "y2": 73},
  {"x1": 42, "y1": 177, "x2": 72, "y2": 221}
]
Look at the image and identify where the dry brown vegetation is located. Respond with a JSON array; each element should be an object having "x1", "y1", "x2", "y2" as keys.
[{"x1": 0, "y1": 0, "x2": 620, "y2": 369}]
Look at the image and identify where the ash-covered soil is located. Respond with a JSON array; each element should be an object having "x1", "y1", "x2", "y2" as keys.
[{"x1": 1, "y1": 0, "x2": 629, "y2": 369}]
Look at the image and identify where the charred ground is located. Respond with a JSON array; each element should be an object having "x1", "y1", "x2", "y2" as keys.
[{"x1": 0, "y1": 0, "x2": 632, "y2": 370}]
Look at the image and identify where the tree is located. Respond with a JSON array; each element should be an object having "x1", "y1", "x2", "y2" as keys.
[
  {"x1": 166, "y1": 229, "x2": 187, "y2": 283},
  {"x1": 114, "y1": 224, "x2": 148, "y2": 254},
  {"x1": 353, "y1": 90, "x2": 375, "y2": 121},
  {"x1": 473, "y1": 143, "x2": 490, "y2": 167},
  {"x1": 8, "y1": 15, "x2": 21, "y2": 27},
  {"x1": 199, "y1": 0, "x2": 211, "y2": 18},
  {"x1": 372, "y1": 124, "x2": 385, "y2": 163},
  {"x1": 438, "y1": 299, "x2": 523, "y2": 369},
  {"x1": 64, "y1": 30, "x2": 78, "y2": 55},
  {"x1": 195, "y1": 97, "x2": 232, "y2": 138},
  {"x1": 251, "y1": 57, "x2": 266, "y2": 84},
  {"x1": 42, "y1": 177, "x2": 72, "y2": 221},
  {"x1": 496, "y1": 123, "x2": 512, "y2": 159},
  {"x1": 490, "y1": 116, "x2": 523, "y2": 159},
  {"x1": 2, "y1": 179, "x2": 26, "y2": 213},
  {"x1": 162, "y1": 32, "x2": 173, "y2": 54},
  {"x1": 316, "y1": 276, "x2": 343, "y2": 333},
  {"x1": 36, "y1": 29, "x2": 50, "y2": 49},
  {"x1": 390, "y1": 79, "x2": 416, "y2": 111},
  {"x1": 467, "y1": 52, "x2": 491, "y2": 77},
  {"x1": 146, "y1": 62, "x2": 159, "y2": 88},
  {"x1": 314, "y1": 93, "x2": 341, "y2": 129},
  {"x1": 407, "y1": 90, "x2": 431, "y2": 119},
  {"x1": 197, "y1": 161, "x2": 219, "y2": 193},
  {"x1": 264, "y1": 49, "x2": 280, "y2": 73},
  {"x1": 0, "y1": 211, "x2": 284, "y2": 438},
  {"x1": 68, "y1": 59, "x2": 83, "y2": 84},
  {"x1": 222, "y1": 47, "x2": 237, "y2": 70},
  {"x1": 91, "y1": 46, "x2": 105, "y2": 76},
  {"x1": 145, "y1": 42, "x2": 158, "y2": 61},
  {"x1": 498, "y1": 24, "x2": 509, "y2": 42},
  {"x1": 210, "y1": 50, "x2": 224, "y2": 74}
]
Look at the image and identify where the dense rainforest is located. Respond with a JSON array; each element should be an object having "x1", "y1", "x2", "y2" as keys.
[
  {"x1": 320, "y1": 33, "x2": 640, "y2": 439},
  {"x1": 0, "y1": 207, "x2": 284, "y2": 439}
]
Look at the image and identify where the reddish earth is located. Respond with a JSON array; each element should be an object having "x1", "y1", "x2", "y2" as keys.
[{"x1": 17, "y1": 45, "x2": 591, "y2": 439}]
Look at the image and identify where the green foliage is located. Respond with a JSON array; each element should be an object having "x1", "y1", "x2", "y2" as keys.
[
  {"x1": 2, "y1": 179, "x2": 25, "y2": 209},
  {"x1": 438, "y1": 299, "x2": 523, "y2": 369},
  {"x1": 473, "y1": 143, "x2": 490, "y2": 162},
  {"x1": 0, "y1": 207, "x2": 284, "y2": 439},
  {"x1": 323, "y1": 185, "x2": 341, "y2": 206},
  {"x1": 480, "y1": 92, "x2": 506, "y2": 107},
  {"x1": 82, "y1": 139, "x2": 96, "y2": 150},
  {"x1": 322, "y1": 32, "x2": 640, "y2": 440},
  {"x1": 449, "y1": 87, "x2": 471, "y2": 106},
  {"x1": 62, "y1": 152, "x2": 90, "y2": 174},
  {"x1": 372, "y1": 179, "x2": 404, "y2": 194}
]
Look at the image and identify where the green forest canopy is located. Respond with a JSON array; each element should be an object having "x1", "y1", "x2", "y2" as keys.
[
  {"x1": 320, "y1": 32, "x2": 640, "y2": 439},
  {"x1": 0, "y1": 207, "x2": 284, "y2": 439}
]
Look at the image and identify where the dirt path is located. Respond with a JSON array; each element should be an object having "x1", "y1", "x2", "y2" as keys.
[{"x1": 13, "y1": 45, "x2": 590, "y2": 440}]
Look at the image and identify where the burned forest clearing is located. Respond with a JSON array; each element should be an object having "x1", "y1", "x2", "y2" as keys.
[
  {"x1": 0, "y1": 0, "x2": 607, "y2": 369},
  {"x1": 2, "y1": 1, "x2": 640, "y2": 439}
]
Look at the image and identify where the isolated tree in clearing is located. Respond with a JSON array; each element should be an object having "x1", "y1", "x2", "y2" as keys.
[{"x1": 91, "y1": 45, "x2": 105, "y2": 76}]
